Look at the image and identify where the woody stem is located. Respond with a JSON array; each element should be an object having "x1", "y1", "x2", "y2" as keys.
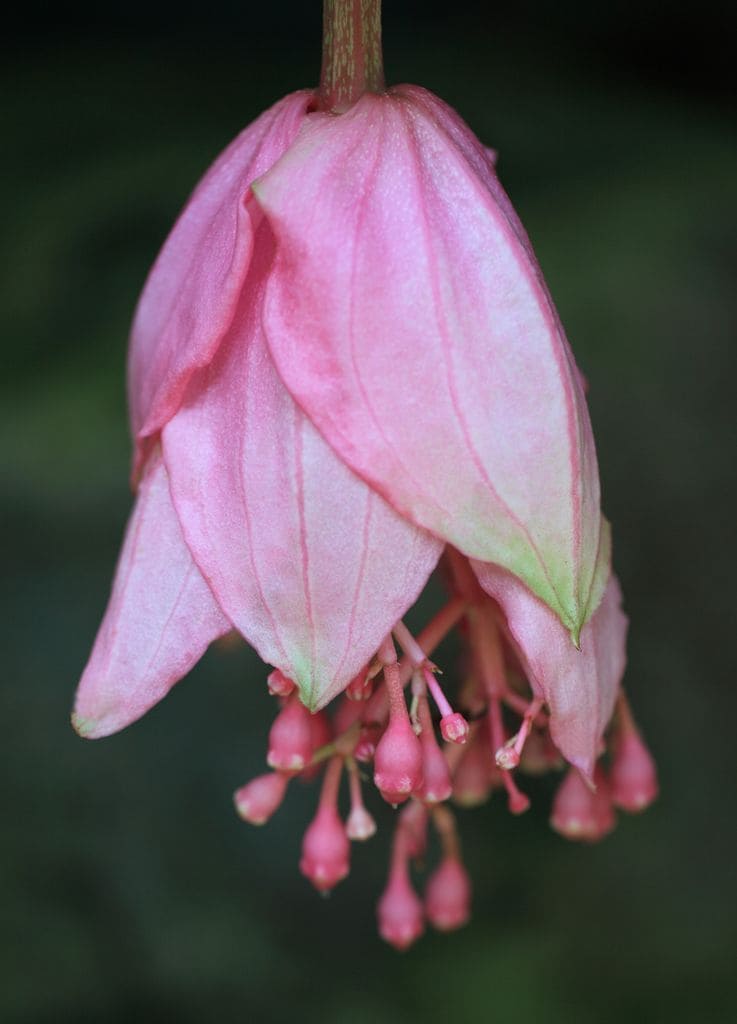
[{"x1": 317, "y1": 0, "x2": 385, "y2": 112}]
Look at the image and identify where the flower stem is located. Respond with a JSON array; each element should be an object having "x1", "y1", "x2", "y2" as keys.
[{"x1": 317, "y1": 0, "x2": 385, "y2": 112}]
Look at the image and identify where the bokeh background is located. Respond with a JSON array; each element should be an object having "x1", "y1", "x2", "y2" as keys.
[{"x1": 4, "y1": 2, "x2": 736, "y2": 1021}]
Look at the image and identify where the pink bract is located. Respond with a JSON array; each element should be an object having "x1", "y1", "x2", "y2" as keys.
[
  {"x1": 128, "y1": 91, "x2": 311, "y2": 479},
  {"x1": 253, "y1": 86, "x2": 605, "y2": 641}
]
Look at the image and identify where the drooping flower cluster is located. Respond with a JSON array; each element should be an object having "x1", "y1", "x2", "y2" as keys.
[{"x1": 73, "y1": 72, "x2": 657, "y2": 948}]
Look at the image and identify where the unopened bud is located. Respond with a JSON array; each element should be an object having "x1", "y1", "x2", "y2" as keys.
[
  {"x1": 610, "y1": 726, "x2": 658, "y2": 813},
  {"x1": 377, "y1": 830, "x2": 424, "y2": 951},
  {"x1": 425, "y1": 855, "x2": 471, "y2": 932},
  {"x1": 267, "y1": 668, "x2": 295, "y2": 698},
  {"x1": 346, "y1": 805, "x2": 377, "y2": 841},
  {"x1": 440, "y1": 712, "x2": 470, "y2": 745},
  {"x1": 550, "y1": 766, "x2": 615, "y2": 842},
  {"x1": 267, "y1": 692, "x2": 313, "y2": 774},
  {"x1": 300, "y1": 804, "x2": 351, "y2": 892},
  {"x1": 374, "y1": 713, "x2": 424, "y2": 805},
  {"x1": 233, "y1": 772, "x2": 289, "y2": 825}
]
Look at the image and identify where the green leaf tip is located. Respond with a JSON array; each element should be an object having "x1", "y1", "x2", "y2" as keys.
[{"x1": 71, "y1": 711, "x2": 96, "y2": 738}]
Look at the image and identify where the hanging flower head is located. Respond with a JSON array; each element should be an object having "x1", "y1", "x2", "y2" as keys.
[{"x1": 72, "y1": 0, "x2": 656, "y2": 949}]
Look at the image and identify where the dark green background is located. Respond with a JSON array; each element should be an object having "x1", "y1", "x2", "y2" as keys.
[{"x1": 3, "y1": 3, "x2": 736, "y2": 1022}]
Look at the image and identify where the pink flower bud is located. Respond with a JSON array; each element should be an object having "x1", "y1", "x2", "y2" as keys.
[
  {"x1": 374, "y1": 713, "x2": 424, "y2": 805},
  {"x1": 425, "y1": 855, "x2": 472, "y2": 932},
  {"x1": 267, "y1": 692, "x2": 313, "y2": 774},
  {"x1": 550, "y1": 766, "x2": 616, "y2": 842},
  {"x1": 440, "y1": 712, "x2": 469, "y2": 745},
  {"x1": 507, "y1": 786, "x2": 532, "y2": 815},
  {"x1": 354, "y1": 733, "x2": 377, "y2": 764},
  {"x1": 415, "y1": 698, "x2": 452, "y2": 804},
  {"x1": 377, "y1": 830, "x2": 424, "y2": 951},
  {"x1": 377, "y1": 874, "x2": 424, "y2": 951},
  {"x1": 452, "y1": 731, "x2": 496, "y2": 807},
  {"x1": 233, "y1": 772, "x2": 289, "y2": 825},
  {"x1": 518, "y1": 727, "x2": 563, "y2": 775},
  {"x1": 299, "y1": 757, "x2": 350, "y2": 892},
  {"x1": 346, "y1": 758, "x2": 377, "y2": 841},
  {"x1": 417, "y1": 739, "x2": 452, "y2": 805},
  {"x1": 398, "y1": 800, "x2": 429, "y2": 859},
  {"x1": 346, "y1": 805, "x2": 377, "y2": 841},
  {"x1": 610, "y1": 725, "x2": 658, "y2": 813},
  {"x1": 346, "y1": 667, "x2": 373, "y2": 701},
  {"x1": 267, "y1": 668, "x2": 295, "y2": 698},
  {"x1": 299, "y1": 710, "x2": 333, "y2": 782},
  {"x1": 299, "y1": 804, "x2": 351, "y2": 893}
]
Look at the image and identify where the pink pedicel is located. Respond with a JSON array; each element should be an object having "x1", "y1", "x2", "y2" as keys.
[
  {"x1": 267, "y1": 692, "x2": 315, "y2": 774},
  {"x1": 425, "y1": 856, "x2": 472, "y2": 932},
  {"x1": 72, "y1": 1, "x2": 656, "y2": 953},
  {"x1": 234, "y1": 771, "x2": 289, "y2": 825},
  {"x1": 488, "y1": 698, "x2": 531, "y2": 815},
  {"x1": 393, "y1": 621, "x2": 469, "y2": 745},
  {"x1": 609, "y1": 695, "x2": 659, "y2": 812},
  {"x1": 299, "y1": 757, "x2": 350, "y2": 892},
  {"x1": 495, "y1": 696, "x2": 545, "y2": 770}
]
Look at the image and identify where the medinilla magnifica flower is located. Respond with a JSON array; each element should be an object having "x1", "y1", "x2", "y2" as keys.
[{"x1": 73, "y1": 0, "x2": 657, "y2": 949}]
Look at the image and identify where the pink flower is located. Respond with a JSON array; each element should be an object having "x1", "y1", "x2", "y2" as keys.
[
  {"x1": 72, "y1": 22, "x2": 656, "y2": 948},
  {"x1": 73, "y1": 87, "x2": 612, "y2": 767}
]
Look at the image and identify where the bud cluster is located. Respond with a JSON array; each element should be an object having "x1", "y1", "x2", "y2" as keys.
[{"x1": 235, "y1": 583, "x2": 657, "y2": 949}]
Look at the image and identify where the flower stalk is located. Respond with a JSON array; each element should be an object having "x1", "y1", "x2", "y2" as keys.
[{"x1": 317, "y1": 0, "x2": 385, "y2": 112}]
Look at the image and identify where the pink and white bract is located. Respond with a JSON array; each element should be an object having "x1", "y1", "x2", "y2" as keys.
[{"x1": 73, "y1": 77, "x2": 656, "y2": 950}]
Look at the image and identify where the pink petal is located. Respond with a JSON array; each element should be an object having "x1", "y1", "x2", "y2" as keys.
[
  {"x1": 473, "y1": 560, "x2": 627, "y2": 778},
  {"x1": 162, "y1": 220, "x2": 443, "y2": 711},
  {"x1": 254, "y1": 87, "x2": 602, "y2": 639},
  {"x1": 72, "y1": 452, "x2": 231, "y2": 739},
  {"x1": 128, "y1": 90, "x2": 310, "y2": 478}
]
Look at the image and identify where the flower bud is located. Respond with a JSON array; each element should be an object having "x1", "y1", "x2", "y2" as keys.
[
  {"x1": 518, "y1": 727, "x2": 563, "y2": 775},
  {"x1": 550, "y1": 766, "x2": 616, "y2": 842},
  {"x1": 267, "y1": 668, "x2": 295, "y2": 698},
  {"x1": 299, "y1": 804, "x2": 351, "y2": 892},
  {"x1": 374, "y1": 713, "x2": 424, "y2": 805},
  {"x1": 300, "y1": 757, "x2": 350, "y2": 892},
  {"x1": 416, "y1": 698, "x2": 452, "y2": 804},
  {"x1": 267, "y1": 692, "x2": 313, "y2": 773},
  {"x1": 377, "y1": 829, "x2": 424, "y2": 951},
  {"x1": 346, "y1": 805, "x2": 377, "y2": 841},
  {"x1": 233, "y1": 772, "x2": 289, "y2": 825},
  {"x1": 398, "y1": 800, "x2": 429, "y2": 859},
  {"x1": 610, "y1": 725, "x2": 658, "y2": 813},
  {"x1": 346, "y1": 758, "x2": 377, "y2": 841},
  {"x1": 440, "y1": 712, "x2": 469, "y2": 745},
  {"x1": 425, "y1": 855, "x2": 472, "y2": 932},
  {"x1": 452, "y1": 731, "x2": 496, "y2": 807},
  {"x1": 300, "y1": 710, "x2": 333, "y2": 782},
  {"x1": 346, "y1": 667, "x2": 373, "y2": 701}
]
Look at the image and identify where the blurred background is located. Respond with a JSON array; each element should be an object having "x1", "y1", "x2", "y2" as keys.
[{"x1": 3, "y1": 2, "x2": 736, "y2": 1021}]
